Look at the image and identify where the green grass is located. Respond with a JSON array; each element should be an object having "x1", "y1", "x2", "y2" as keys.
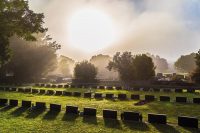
[{"x1": 0, "y1": 88, "x2": 200, "y2": 133}]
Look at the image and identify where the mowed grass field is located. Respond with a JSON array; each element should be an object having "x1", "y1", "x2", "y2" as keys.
[{"x1": 0, "y1": 87, "x2": 200, "y2": 133}]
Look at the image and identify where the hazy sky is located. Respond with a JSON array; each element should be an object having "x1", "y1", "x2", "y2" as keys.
[{"x1": 29, "y1": 0, "x2": 200, "y2": 62}]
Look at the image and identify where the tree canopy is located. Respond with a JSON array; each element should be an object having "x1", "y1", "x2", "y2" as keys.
[
  {"x1": 0, "y1": 34, "x2": 58, "y2": 83},
  {"x1": 191, "y1": 50, "x2": 200, "y2": 84},
  {"x1": 0, "y1": 0, "x2": 46, "y2": 65},
  {"x1": 174, "y1": 53, "x2": 196, "y2": 73},
  {"x1": 107, "y1": 52, "x2": 155, "y2": 83},
  {"x1": 73, "y1": 61, "x2": 98, "y2": 84}
]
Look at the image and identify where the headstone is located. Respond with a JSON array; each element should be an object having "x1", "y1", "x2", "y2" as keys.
[
  {"x1": 107, "y1": 86, "x2": 113, "y2": 90},
  {"x1": 51, "y1": 84, "x2": 57, "y2": 88},
  {"x1": 193, "y1": 98, "x2": 200, "y2": 104},
  {"x1": 83, "y1": 107, "x2": 96, "y2": 116},
  {"x1": 143, "y1": 88, "x2": 150, "y2": 91},
  {"x1": 57, "y1": 85, "x2": 63, "y2": 88},
  {"x1": 175, "y1": 89, "x2": 183, "y2": 93},
  {"x1": 83, "y1": 85, "x2": 89, "y2": 89},
  {"x1": 35, "y1": 83, "x2": 40, "y2": 87},
  {"x1": 22, "y1": 100, "x2": 32, "y2": 108},
  {"x1": 66, "y1": 105, "x2": 79, "y2": 114},
  {"x1": 148, "y1": 113, "x2": 167, "y2": 124},
  {"x1": 55, "y1": 91, "x2": 63, "y2": 96},
  {"x1": 47, "y1": 90, "x2": 55, "y2": 95},
  {"x1": 46, "y1": 84, "x2": 51, "y2": 88},
  {"x1": 39, "y1": 89, "x2": 46, "y2": 94},
  {"x1": 121, "y1": 111, "x2": 142, "y2": 122},
  {"x1": 73, "y1": 92, "x2": 81, "y2": 97},
  {"x1": 50, "y1": 104, "x2": 61, "y2": 112},
  {"x1": 0, "y1": 99, "x2": 8, "y2": 106},
  {"x1": 187, "y1": 89, "x2": 195, "y2": 93},
  {"x1": 103, "y1": 109, "x2": 117, "y2": 119},
  {"x1": 24, "y1": 88, "x2": 31, "y2": 93},
  {"x1": 70, "y1": 85, "x2": 76, "y2": 88},
  {"x1": 32, "y1": 89, "x2": 39, "y2": 94},
  {"x1": 153, "y1": 88, "x2": 160, "y2": 92},
  {"x1": 133, "y1": 88, "x2": 140, "y2": 91},
  {"x1": 91, "y1": 86, "x2": 98, "y2": 89},
  {"x1": 178, "y1": 116, "x2": 198, "y2": 128},
  {"x1": 77, "y1": 85, "x2": 83, "y2": 88},
  {"x1": 145, "y1": 95, "x2": 155, "y2": 101},
  {"x1": 99, "y1": 86, "x2": 105, "y2": 89},
  {"x1": 84, "y1": 92, "x2": 92, "y2": 98},
  {"x1": 176, "y1": 97, "x2": 187, "y2": 103},
  {"x1": 10, "y1": 88, "x2": 17, "y2": 92},
  {"x1": 40, "y1": 84, "x2": 45, "y2": 87},
  {"x1": 131, "y1": 94, "x2": 140, "y2": 100},
  {"x1": 163, "y1": 88, "x2": 171, "y2": 92},
  {"x1": 94, "y1": 93, "x2": 103, "y2": 99},
  {"x1": 9, "y1": 99, "x2": 18, "y2": 106},
  {"x1": 160, "y1": 96, "x2": 170, "y2": 102},
  {"x1": 118, "y1": 94, "x2": 127, "y2": 100},
  {"x1": 63, "y1": 91, "x2": 72, "y2": 96},
  {"x1": 5, "y1": 87, "x2": 10, "y2": 91},
  {"x1": 36, "y1": 102, "x2": 46, "y2": 109},
  {"x1": 0, "y1": 87, "x2": 4, "y2": 91},
  {"x1": 18, "y1": 88, "x2": 24, "y2": 92},
  {"x1": 64, "y1": 84, "x2": 69, "y2": 88},
  {"x1": 115, "y1": 86, "x2": 122, "y2": 90},
  {"x1": 105, "y1": 94, "x2": 114, "y2": 99}
]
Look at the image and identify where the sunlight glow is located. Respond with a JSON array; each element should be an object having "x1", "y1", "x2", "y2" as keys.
[{"x1": 67, "y1": 8, "x2": 118, "y2": 52}]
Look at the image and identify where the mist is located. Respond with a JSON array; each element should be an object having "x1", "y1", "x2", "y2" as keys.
[{"x1": 29, "y1": 0, "x2": 200, "y2": 62}]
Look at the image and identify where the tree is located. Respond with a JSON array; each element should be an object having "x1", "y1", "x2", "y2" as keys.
[
  {"x1": 0, "y1": 34, "x2": 58, "y2": 83},
  {"x1": 191, "y1": 50, "x2": 200, "y2": 84},
  {"x1": 73, "y1": 61, "x2": 98, "y2": 84},
  {"x1": 0, "y1": 0, "x2": 46, "y2": 66},
  {"x1": 107, "y1": 52, "x2": 155, "y2": 83},
  {"x1": 174, "y1": 53, "x2": 196, "y2": 73},
  {"x1": 90, "y1": 54, "x2": 118, "y2": 80}
]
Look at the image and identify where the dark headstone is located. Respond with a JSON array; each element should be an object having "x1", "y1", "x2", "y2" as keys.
[
  {"x1": 10, "y1": 88, "x2": 17, "y2": 91},
  {"x1": 131, "y1": 94, "x2": 140, "y2": 100},
  {"x1": 175, "y1": 89, "x2": 183, "y2": 93},
  {"x1": 40, "y1": 84, "x2": 45, "y2": 87},
  {"x1": 22, "y1": 100, "x2": 32, "y2": 108},
  {"x1": 63, "y1": 91, "x2": 72, "y2": 96},
  {"x1": 50, "y1": 104, "x2": 61, "y2": 112},
  {"x1": 57, "y1": 85, "x2": 63, "y2": 88},
  {"x1": 163, "y1": 89, "x2": 171, "y2": 92},
  {"x1": 70, "y1": 85, "x2": 76, "y2": 88},
  {"x1": 94, "y1": 93, "x2": 103, "y2": 99},
  {"x1": 18, "y1": 88, "x2": 24, "y2": 92},
  {"x1": 77, "y1": 85, "x2": 83, "y2": 88},
  {"x1": 9, "y1": 99, "x2": 18, "y2": 106},
  {"x1": 176, "y1": 97, "x2": 187, "y2": 103},
  {"x1": 83, "y1": 107, "x2": 96, "y2": 116},
  {"x1": 187, "y1": 89, "x2": 195, "y2": 93},
  {"x1": 47, "y1": 90, "x2": 55, "y2": 95},
  {"x1": 91, "y1": 86, "x2": 98, "y2": 89},
  {"x1": 35, "y1": 83, "x2": 40, "y2": 87},
  {"x1": 193, "y1": 98, "x2": 200, "y2": 104},
  {"x1": 103, "y1": 109, "x2": 117, "y2": 119},
  {"x1": 73, "y1": 92, "x2": 81, "y2": 97},
  {"x1": 64, "y1": 84, "x2": 69, "y2": 88},
  {"x1": 143, "y1": 88, "x2": 150, "y2": 91},
  {"x1": 99, "y1": 86, "x2": 105, "y2": 89},
  {"x1": 0, "y1": 87, "x2": 4, "y2": 91},
  {"x1": 153, "y1": 88, "x2": 160, "y2": 92},
  {"x1": 118, "y1": 94, "x2": 127, "y2": 100},
  {"x1": 46, "y1": 84, "x2": 51, "y2": 88},
  {"x1": 66, "y1": 105, "x2": 79, "y2": 114},
  {"x1": 51, "y1": 84, "x2": 57, "y2": 88},
  {"x1": 178, "y1": 116, "x2": 198, "y2": 128},
  {"x1": 121, "y1": 111, "x2": 142, "y2": 122},
  {"x1": 0, "y1": 99, "x2": 8, "y2": 106},
  {"x1": 5, "y1": 87, "x2": 10, "y2": 91},
  {"x1": 160, "y1": 96, "x2": 170, "y2": 102},
  {"x1": 133, "y1": 88, "x2": 140, "y2": 91},
  {"x1": 105, "y1": 94, "x2": 114, "y2": 99},
  {"x1": 24, "y1": 88, "x2": 31, "y2": 93},
  {"x1": 84, "y1": 92, "x2": 92, "y2": 98},
  {"x1": 55, "y1": 91, "x2": 63, "y2": 96},
  {"x1": 36, "y1": 102, "x2": 46, "y2": 109},
  {"x1": 148, "y1": 113, "x2": 167, "y2": 124},
  {"x1": 83, "y1": 85, "x2": 90, "y2": 89},
  {"x1": 115, "y1": 86, "x2": 122, "y2": 90},
  {"x1": 32, "y1": 89, "x2": 39, "y2": 94},
  {"x1": 107, "y1": 86, "x2": 113, "y2": 90},
  {"x1": 39, "y1": 89, "x2": 46, "y2": 94},
  {"x1": 145, "y1": 95, "x2": 155, "y2": 101}
]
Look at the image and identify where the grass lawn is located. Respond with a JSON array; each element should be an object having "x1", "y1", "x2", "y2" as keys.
[{"x1": 0, "y1": 88, "x2": 199, "y2": 133}]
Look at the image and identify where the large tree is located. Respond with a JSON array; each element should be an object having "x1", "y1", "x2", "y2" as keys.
[
  {"x1": 73, "y1": 61, "x2": 98, "y2": 84},
  {"x1": 0, "y1": 0, "x2": 46, "y2": 66},
  {"x1": 174, "y1": 53, "x2": 196, "y2": 73},
  {"x1": 107, "y1": 52, "x2": 155, "y2": 83},
  {"x1": 0, "y1": 34, "x2": 58, "y2": 83},
  {"x1": 191, "y1": 50, "x2": 200, "y2": 84}
]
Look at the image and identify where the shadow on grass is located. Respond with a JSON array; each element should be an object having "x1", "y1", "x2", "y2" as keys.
[
  {"x1": 152, "y1": 124, "x2": 180, "y2": 133},
  {"x1": 82, "y1": 116, "x2": 98, "y2": 125},
  {"x1": 10, "y1": 107, "x2": 29, "y2": 117},
  {"x1": 122, "y1": 121, "x2": 149, "y2": 131},
  {"x1": 0, "y1": 105, "x2": 15, "y2": 112},
  {"x1": 182, "y1": 127, "x2": 200, "y2": 133},
  {"x1": 104, "y1": 119, "x2": 122, "y2": 129},
  {"x1": 43, "y1": 110, "x2": 60, "y2": 120},
  {"x1": 26, "y1": 108, "x2": 46, "y2": 119},
  {"x1": 62, "y1": 113, "x2": 79, "y2": 122}
]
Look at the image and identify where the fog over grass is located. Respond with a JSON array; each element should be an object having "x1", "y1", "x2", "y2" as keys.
[{"x1": 29, "y1": 0, "x2": 200, "y2": 62}]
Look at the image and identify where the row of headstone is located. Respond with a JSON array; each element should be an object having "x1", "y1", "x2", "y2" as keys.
[{"x1": 0, "y1": 98, "x2": 198, "y2": 129}]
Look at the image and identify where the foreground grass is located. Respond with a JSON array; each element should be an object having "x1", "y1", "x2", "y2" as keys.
[{"x1": 0, "y1": 89, "x2": 200, "y2": 133}]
